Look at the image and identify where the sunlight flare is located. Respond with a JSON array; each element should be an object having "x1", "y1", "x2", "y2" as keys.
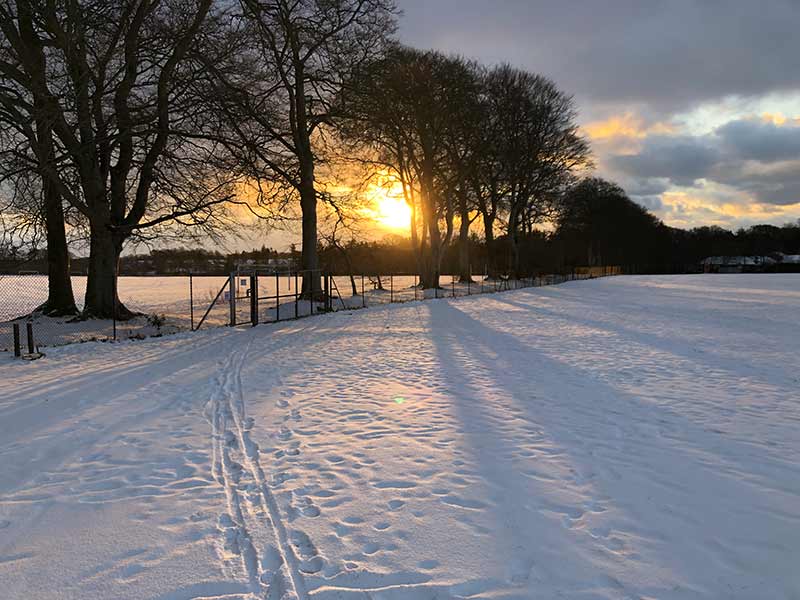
[{"x1": 364, "y1": 177, "x2": 412, "y2": 231}]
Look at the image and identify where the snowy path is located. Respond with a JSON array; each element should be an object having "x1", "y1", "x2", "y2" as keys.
[{"x1": 1, "y1": 275, "x2": 799, "y2": 599}]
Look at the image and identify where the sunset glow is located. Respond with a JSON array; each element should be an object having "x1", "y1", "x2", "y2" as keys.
[{"x1": 366, "y1": 179, "x2": 412, "y2": 231}]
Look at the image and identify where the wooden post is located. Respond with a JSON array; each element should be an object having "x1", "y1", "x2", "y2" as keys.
[
  {"x1": 13, "y1": 323, "x2": 21, "y2": 357},
  {"x1": 229, "y1": 273, "x2": 236, "y2": 326},
  {"x1": 251, "y1": 274, "x2": 259, "y2": 326},
  {"x1": 189, "y1": 273, "x2": 194, "y2": 331},
  {"x1": 275, "y1": 271, "x2": 280, "y2": 322},
  {"x1": 26, "y1": 322, "x2": 34, "y2": 354}
]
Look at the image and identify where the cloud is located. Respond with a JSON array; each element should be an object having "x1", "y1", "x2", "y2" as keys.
[
  {"x1": 716, "y1": 118, "x2": 800, "y2": 162},
  {"x1": 659, "y1": 187, "x2": 800, "y2": 230},
  {"x1": 611, "y1": 136, "x2": 721, "y2": 186},
  {"x1": 394, "y1": 0, "x2": 800, "y2": 228},
  {"x1": 605, "y1": 117, "x2": 800, "y2": 207},
  {"x1": 396, "y1": 0, "x2": 800, "y2": 120}
]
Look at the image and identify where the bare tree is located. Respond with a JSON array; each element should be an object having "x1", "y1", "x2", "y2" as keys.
[
  {"x1": 203, "y1": 0, "x2": 396, "y2": 298},
  {"x1": 0, "y1": 15, "x2": 77, "y2": 315},
  {"x1": 339, "y1": 47, "x2": 478, "y2": 288},
  {"x1": 0, "y1": 0, "x2": 241, "y2": 318},
  {"x1": 482, "y1": 65, "x2": 592, "y2": 276}
]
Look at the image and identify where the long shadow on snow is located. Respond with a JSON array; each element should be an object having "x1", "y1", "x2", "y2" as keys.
[
  {"x1": 422, "y1": 301, "x2": 617, "y2": 594},
  {"x1": 487, "y1": 293, "x2": 798, "y2": 400},
  {"x1": 426, "y1": 300, "x2": 800, "y2": 540}
]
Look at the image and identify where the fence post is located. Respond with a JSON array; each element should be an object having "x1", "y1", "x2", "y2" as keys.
[
  {"x1": 414, "y1": 275, "x2": 418, "y2": 301},
  {"x1": 467, "y1": 275, "x2": 471, "y2": 296},
  {"x1": 323, "y1": 273, "x2": 329, "y2": 311},
  {"x1": 189, "y1": 273, "x2": 194, "y2": 331},
  {"x1": 295, "y1": 272, "x2": 299, "y2": 319},
  {"x1": 361, "y1": 275, "x2": 365, "y2": 308},
  {"x1": 13, "y1": 323, "x2": 21, "y2": 357},
  {"x1": 26, "y1": 322, "x2": 34, "y2": 354},
  {"x1": 390, "y1": 275, "x2": 393, "y2": 303},
  {"x1": 112, "y1": 272, "x2": 117, "y2": 341},
  {"x1": 275, "y1": 271, "x2": 280, "y2": 322},
  {"x1": 229, "y1": 273, "x2": 236, "y2": 326},
  {"x1": 452, "y1": 276, "x2": 455, "y2": 298},
  {"x1": 251, "y1": 274, "x2": 259, "y2": 326}
]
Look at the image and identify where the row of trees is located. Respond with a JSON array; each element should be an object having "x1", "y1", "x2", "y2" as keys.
[
  {"x1": 321, "y1": 180, "x2": 800, "y2": 275},
  {"x1": 0, "y1": 0, "x2": 396, "y2": 318},
  {"x1": 1, "y1": 0, "x2": 623, "y2": 320},
  {"x1": 337, "y1": 48, "x2": 591, "y2": 286},
  {"x1": 6, "y1": 2, "x2": 796, "y2": 322}
]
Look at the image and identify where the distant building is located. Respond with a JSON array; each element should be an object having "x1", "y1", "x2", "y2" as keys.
[{"x1": 701, "y1": 254, "x2": 800, "y2": 273}]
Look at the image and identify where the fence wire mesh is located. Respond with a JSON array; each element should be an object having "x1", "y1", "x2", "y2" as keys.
[{"x1": 1, "y1": 267, "x2": 622, "y2": 354}]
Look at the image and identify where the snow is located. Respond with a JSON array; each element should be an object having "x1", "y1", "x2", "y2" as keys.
[
  {"x1": 1, "y1": 274, "x2": 555, "y2": 350},
  {"x1": 1, "y1": 274, "x2": 799, "y2": 599}
]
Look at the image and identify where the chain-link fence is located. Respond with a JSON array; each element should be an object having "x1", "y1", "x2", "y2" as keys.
[
  {"x1": 208, "y1": 268, "x2": 623, "y2": 329},
  {"x1": 1, "y1": 267, "x2": 623, "y2": 355}
]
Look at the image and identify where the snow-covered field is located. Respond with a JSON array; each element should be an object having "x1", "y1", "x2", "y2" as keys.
[
  {"x1": 1, "y1": 274, "x2": 798, "y2": 599},
  {"x1": 0, "y1": 274, "x2": 563, "y2": 350}
]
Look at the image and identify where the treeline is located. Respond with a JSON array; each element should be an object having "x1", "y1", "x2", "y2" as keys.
[
  {"x1": 0, "y1": 0, "x2": 397, "y2": 318},
  {"x1": 0, "y1": 0, "x2": 595, "y2": 320},
  {"x1": 2, "y1": 2, "x2": 795, "y2": 321},
  {"x1": 321, "y1": 178, "x2": 800, "y2": 275}
]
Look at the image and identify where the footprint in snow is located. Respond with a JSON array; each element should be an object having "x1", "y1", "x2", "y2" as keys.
[
  {"x1": 291, "y1": 529, "x2": 324, "y2": 573},
  {"x1": 362, "y1": 542, "x2": 380, "y2": 555},
  {"x1": 296, "y1": 496, "x2": 321, "y2": 518}
]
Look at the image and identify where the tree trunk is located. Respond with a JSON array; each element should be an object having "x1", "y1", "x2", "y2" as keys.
[
  {"x1": 482, "y1": 209, "x2": 496, "y2": 277},
  {"x1": 83, "y1": 222, "x2": 131, "y2": 319},
  {"x1": 41, "y1": 184, "x2": 77, "y2": 316},
  {"x1": 299, "y1": 170, "x2": 321, "y2": 299},
  {"x1": 34, "y1": 111, "x2": 77, "y2": 316},
  {"x1": 508, "y1": 209, "x2": 521, "y2": 278},
  {"x1": 457, "y1": 192, "x2": 472, "y2": 282},
  {"x1": 419, "y1": 158, "x2": 441, "y2": 289},
  {"x1": 294, "y1": 62, "x2": 321, "y2": 300}
]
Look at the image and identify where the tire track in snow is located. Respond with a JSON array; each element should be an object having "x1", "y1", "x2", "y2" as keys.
[
  {"x1": 208, "y1": 327, "x2": 315, "y2": 600},
  {"x1": 224, "y1": 336, "x2": 311, "y2": 600},
  {"x1": 208, "y1": 348, "x2": 266, "y2": 597}
]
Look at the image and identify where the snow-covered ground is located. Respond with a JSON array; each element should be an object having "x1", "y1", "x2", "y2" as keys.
[
  {"x1": 0, "y1": 274, "x2": 567, "y2": 350},
  {"x1": 1, "y1": 274, "x2": 798, "y2": 600}
]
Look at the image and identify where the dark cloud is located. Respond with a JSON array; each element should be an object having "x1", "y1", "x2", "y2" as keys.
[
  {"x1": 394, "y1": 1, "x2": 800, "y2": 223},
  {"x1": 608, "y1": 119, "x2": 800, "y2": 205},
  {"x1": 396, "y1": 0, "x2": 800, "y2": 119},
  {"x1": 611, "y1": 136, "x2": 720, "y2": 186},
  {"x1": 717, "y1": 119, "x2": 800, "y2": 162},
  {"x1": 714, "y1": 160, "x2": 800, "y2": 206}
]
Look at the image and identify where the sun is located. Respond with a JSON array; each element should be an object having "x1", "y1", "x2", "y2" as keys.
[
  {"x1": 375, "y1": 195, "x2": 412, "y2": 230},
  {"x1": 367, "y1": 179, "x2": 412, "y2": 230}
]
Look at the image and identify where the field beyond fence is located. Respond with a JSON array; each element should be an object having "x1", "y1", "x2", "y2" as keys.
[{"x1": 0, "y1": 267, "x2": 622, "y2": 353}]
